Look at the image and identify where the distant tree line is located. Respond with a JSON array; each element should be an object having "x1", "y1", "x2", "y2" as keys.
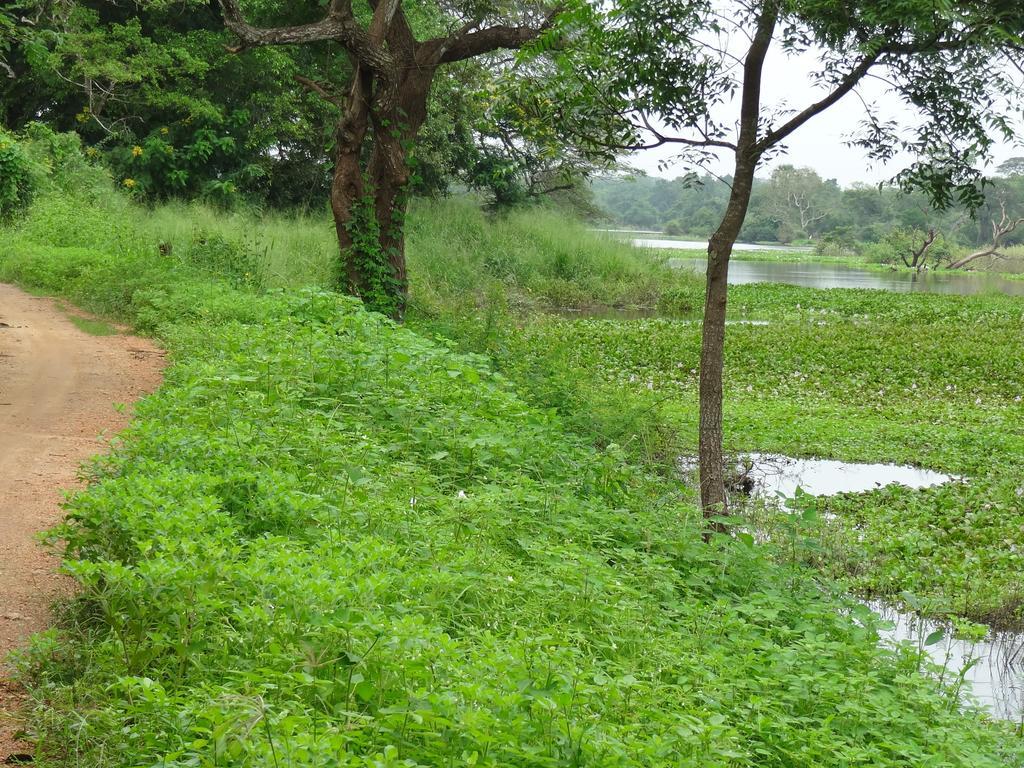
[{"x1": 592, "y1": 162, "x2": 1024, "y2": 253}]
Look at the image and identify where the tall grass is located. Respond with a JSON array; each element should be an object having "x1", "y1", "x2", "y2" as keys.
[
  {"x1": 66, "y1": 195, "x2": 701, "y2": 313},
  {"x1": 141, "y1": 201, "x2": 339, "y2": 288},
  {"x1": 405, "y1": 198, "x2": 697, "y2": 313}
]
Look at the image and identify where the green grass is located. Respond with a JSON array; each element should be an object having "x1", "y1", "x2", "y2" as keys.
[
  {"x1": 3, "y1": 169, "x2": 1023, "y2": 764},
  {"x1": 67, "y1": 195, "x2": 702, "y2": 316},
  {"x1": 65, "y1": 312, "x2": 118, "y2": 336},
  {"x1": 11, "y1": 189, "x2": 1024, "y2": 628}
]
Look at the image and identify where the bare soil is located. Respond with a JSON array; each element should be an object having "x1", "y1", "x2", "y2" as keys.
[{"x1": 0, "y1": 284, "x2": 164, "y2": 759}]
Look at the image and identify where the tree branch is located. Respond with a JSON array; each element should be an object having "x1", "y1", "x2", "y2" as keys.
[
  {"x1": 433, "y1": 7, "x2": 563, "y2": 64},
  {"x1": 294, "y1": 74, "x2": 344, "y2": 107},
  {"x1": 219, "y1": 0, "x2": 393, "y2": 74},
  {"x1": 758, "y1": 52, "x2": 880, "y2": 152}
]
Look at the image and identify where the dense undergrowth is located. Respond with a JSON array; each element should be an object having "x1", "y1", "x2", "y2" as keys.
[
  {"x1": 3, "y1": 151, "x2": 1024, "y2": 763},
  {"x1": 464, "y1": 288, "x2": 1024, "y2": 628}
]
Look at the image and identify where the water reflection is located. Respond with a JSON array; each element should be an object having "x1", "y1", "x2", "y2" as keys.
[
  {"x1": 666, "y1": 256, "x2": 1024, "y2": 297},
  {"x1": 634, "y1": 238, "x2": 812, "y2": 253},
  {"x1": 869, "y1": 601, "x2": 1024, "y2": 721},
  {"x1": 739, "y1": 453, "x2": 956, "y2": 498}
]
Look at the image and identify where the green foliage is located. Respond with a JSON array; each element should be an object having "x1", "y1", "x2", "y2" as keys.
[
  {"x1": 863, "y1": 228, "x2": 956, "y2": 267},
  {"x1": 478, "y1": 282, "x2": 1024, "y2": 627},
  {"x1": 2, "y1": 195, "x2": 1023, "y2": 765},
  {"x1": 814, "y1": 228, "x2": 860, "y2": 259},
  {"x1": 0, "y1": 128, "x2": 40, "y2": 218},
  {"x1": 2, "y1": 1, "x2": 339, "y2": 203},
  {"x1": 0, "y1": 124, "x2": 114, "y2": 220}
]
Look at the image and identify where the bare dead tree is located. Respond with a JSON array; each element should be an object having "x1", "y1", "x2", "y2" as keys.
[
  {"x1": 948, "y1": 199, "x2": 1024, "y2": 269},
  {"x1": 218, "y1": 0, "x2": 561, "y2": 316},
  {"x1": 901, "y1": 228, "x2": 936, "y2": 272},
  {"x1": 788, "y1": 189, "x2": 828, "y2": 234}
]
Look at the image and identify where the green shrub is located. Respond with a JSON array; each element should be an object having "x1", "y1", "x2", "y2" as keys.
[
  {"x1": 864, "y1": 227, "x2": 956, "y2": 267},
  {"x1": 0, "y1": 130, "x2": 41, "y2": 219}
]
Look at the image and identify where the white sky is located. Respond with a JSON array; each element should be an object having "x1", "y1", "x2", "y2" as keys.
[{"x1": 624, "y1": 44, "x2": 1023, "y2": 188}]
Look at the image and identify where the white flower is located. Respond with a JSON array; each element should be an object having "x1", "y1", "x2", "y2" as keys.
[
  {"x1": 975, "y1": 397, "x2": 982, "y2": 405},
  {"x1": 457, "y1": 490, "x2": 467, "y2": 499},
  {"x1": 410, "y1": 497, "x2": 417, "y2": 507}
]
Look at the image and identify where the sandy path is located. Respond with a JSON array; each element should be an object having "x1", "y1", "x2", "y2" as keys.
[{"x1": 0, "y1": 284, "x2": 164, "y2": 759}]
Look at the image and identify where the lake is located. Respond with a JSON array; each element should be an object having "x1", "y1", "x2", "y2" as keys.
[
  {"x1": 667, "y1": 256, "x2": 1024, "y2": 297},
  {"x1": 633, "y1": 237, "x2": 812, "y2": 253}
]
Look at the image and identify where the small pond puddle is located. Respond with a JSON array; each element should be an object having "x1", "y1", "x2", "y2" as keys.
[
  {"x1": 868, "y1": 601, "x2": 1024, "y2": 721},
  {"x1": 677, "y1": 453, "x2": 956, "y2": 499},
  {"x1": 737, "y1": 453, "x2": 955, "y2": 498},
  {"x1": 680, "y1": 453, "x2": 1024, "y2": 719}
]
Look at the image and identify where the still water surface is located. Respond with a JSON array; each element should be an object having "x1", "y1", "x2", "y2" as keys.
[
  {"x1": 739, "y1": 453, "x2": 955, "y2": 498},
  {"x1": 667, "y1": 256, "x2": 1024, "y2": 296},
  {"x1": 870, "y1": 601, "x2": 1024, "y2": 721},
  {"x1": 665, "y1": 255, "x2": 1024, "y2": 297},
  {"x1": 631, "y1": 238, "x2": 1024, "y2": 296},
  {"x1": 634, "y1": 238, "x2": 811, "y2": 253}
]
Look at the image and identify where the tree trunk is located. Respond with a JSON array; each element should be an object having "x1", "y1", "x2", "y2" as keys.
[
  {"x1": 948, "y1": 247, "x2": 997, "y2": 270},
  {"x1": 330, "y1": 69, "x2": 372, "y2": 299},
  {"x1": 327, "y1": 66, "x2": 431, "y2": 319},
  {"x1": 699, "y1": 157, "x2": 758, "y2": 518}
]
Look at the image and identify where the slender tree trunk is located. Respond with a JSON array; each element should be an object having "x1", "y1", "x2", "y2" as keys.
[
  {"x1": 699, "y1": 157, "x2": 758, "y2": 517},
  {"x1": 696, "y1": 2, "x2": 777, "y2": 524}
]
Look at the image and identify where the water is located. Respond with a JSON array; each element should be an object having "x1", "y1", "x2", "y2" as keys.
[
  {"x1": 677, "y1": 453, "x2": 956, "y2": 499},
  {"x1": 713, "y1": 454, "x2": 1022, "y2": 720},
  {"x1": 738, "y1": 453, "x2": 956, "y2": 498},
  {"x1": 667, "y1": 256, "x2": 1024, "y2": 297},
  {"x1": 635, "y1": 238, "x2": 811, "y2": 253},
  {"x1": 869, "y1": 601, "x2": 1024, "y2": 721}
]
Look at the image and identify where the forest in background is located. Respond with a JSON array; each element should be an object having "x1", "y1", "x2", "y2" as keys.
[{"x1": 592, "y1": 164, "x2": 1024, "y2": 260}]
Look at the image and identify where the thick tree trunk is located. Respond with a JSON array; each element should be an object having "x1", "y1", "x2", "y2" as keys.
[
  {"x1": 330, "y1": 69, "x2": 372, "y2": 298},
  {"x1": 327, "y1": 66, "x2": 431, "y2": 319},
  {"x1": 699, "y1": 158, "x2": 758, "y2": 518}
]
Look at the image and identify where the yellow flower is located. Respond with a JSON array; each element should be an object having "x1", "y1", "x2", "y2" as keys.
[
  {"x1": 85, "y1": 147, "x2": 99, "y2": 157},
  {"x1": 160, "y1": 127, "x2": 169, "y2": 135},
  {"x1": 131, "y1": 145, "x2": 143, "y2": 158},
  {"x1": 122, "y1": 178, "x2": 137, "y2": 189}
]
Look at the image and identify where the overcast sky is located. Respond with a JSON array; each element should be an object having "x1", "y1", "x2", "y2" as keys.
[{"x1": 624, "y1": 44, "x2": 1023, "y2": 188}]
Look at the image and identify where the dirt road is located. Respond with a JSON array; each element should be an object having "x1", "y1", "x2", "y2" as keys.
[{"x1": 0, "y1": 284, "x2": 164, "y2": 758}]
